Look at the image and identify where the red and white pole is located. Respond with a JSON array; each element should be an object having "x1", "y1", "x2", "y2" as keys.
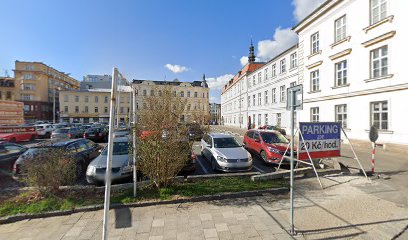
[{"x1": 371, "y1": 142, "x2": 376, "y2": 174}]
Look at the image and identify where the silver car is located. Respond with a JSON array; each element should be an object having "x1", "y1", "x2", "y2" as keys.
[
  {"x1": 200, "y1": 133, "x2": 252, "y2": 172},
  {"x1": 86, "y1": 137, "x2": 133, "y2": 184}
]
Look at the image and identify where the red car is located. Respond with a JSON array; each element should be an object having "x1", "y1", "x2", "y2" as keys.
[
  {"x1": 0, "y1": 126, "x2": 37, "y2": 143},
  {"x1": 243, "y1": 129, "x2": 296, "y2": 164}
]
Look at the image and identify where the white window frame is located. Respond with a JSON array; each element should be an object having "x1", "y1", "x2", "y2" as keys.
[
  {"x1": 272, "y1": 64, "x2": 276, "y2": 77},
  {"x1": 310, "y1": 70, "x2": 320, "y2": 92},
  {"x1": 272, "y1": 88, "x2": 276, "y2": 103},
  {"x1": 264, "y1": 68, "x2": 268, "y2": 81},
  {"x1": 371, "y1": 45, "x2": 388, "y2": 78},
  {"x1": 280, "y1": 59, "x2": 286, "y2": 73},
  {"x1": 335, "y1": 60, "x2": 348, "y2": 87},
  {"x1": 335, "y1": 104, "x2": 348, "y2": 128},
  {"x1": 311, "y1": 32, "x2": 320, "y2": 54},
  {"x1": 290, "y1": 52, "x2": 297, "y2": 69},
  {"x1": 264, "y1": 90, "x2": 268, "y2": 105},
  {"x1": 370, "y1": 0, "x2": 388, "y2": 25},
  {"x1": 276, "y1": 113, "x2": 281, "y2": 127},
  {"x1": 265, "y1": 114, "x2": 268, "y2": 125},
  {"x1": 258, "y1": 72, "x2": 262, "y2": 84},
  {"x1": 335, "y1": 15, "x2": 347, "y2": 43},
  {"x1": 310, "y1": 107, "x2": 319, "y2": 122},
  {"x1": 258, "y1": 93, "x2": 261, "y2": 105},
  {"x1": 370, "y1": 101, "x2": 388, "y2": 130},
  {"x1": 280, "y1": 85, "x2": 286, "y2": 102}
]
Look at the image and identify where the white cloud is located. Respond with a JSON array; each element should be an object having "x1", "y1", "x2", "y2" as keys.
[
  {"x1": 206, "y1": 73, "x2": 235, "y2": 90},
  {"x1": 164, "y1": 64, "x2": 190, "y2": 73},
  {"x1": 292, "y1": 0, "x2": 326, "y2": 22},
  {"x1": 255, "y1": 27, "x2": 298, "y2": 62},
  {"x1": 210, "y1": 96, "x2": 216, "y2": 102},
  {"x1": 240, "y1": 56, "x2": 248, "y2": 66}
]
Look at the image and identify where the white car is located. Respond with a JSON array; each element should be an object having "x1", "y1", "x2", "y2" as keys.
[
  {"x1": 34, "y1": 124, "x2": 54, "y2": 138},
  {"x1": 200, "y1": 133, "x2": 252, "y2": 172}
]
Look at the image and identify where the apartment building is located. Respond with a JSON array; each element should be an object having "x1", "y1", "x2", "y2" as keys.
[
  {"x1": 13, "y1": 61, "x2": 80, "y2": 122},
  {"x1": 221, "y1": 43, "x2": 298, "y2": 132},
  {"x1": 59, "y1": 87, "x2": 132, "y2": 123},
  {"x1": 132, "y1": 76, "x2": 210, "y2": 123},
  {"x1": 294, "y1": 0, "x2": 408, "y2": 144},
  {"x1": 209, "y1": 103, "x2": 221, "y2": 124},
  {"x1": 0, "y1": 77, "x2": 17, "y2": 101}
]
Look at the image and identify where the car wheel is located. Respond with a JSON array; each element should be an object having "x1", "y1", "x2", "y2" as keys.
[
  {"x1": 260, "y1": 151, "x2": 268, "y2": 164},
  {"x1": 30, "y1": 135, "x2": 36, "y2": 141},
  {"x1": 46, "y1": 132, "x2": 51, "y2": 138}
]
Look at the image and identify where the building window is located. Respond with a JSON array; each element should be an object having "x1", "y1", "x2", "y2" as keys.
[
  {"x1": 63, "y1": 95, "x2": 68, "y2": 102},
  {"x1": 85, "y1": 96, "x2": 89, "y2": 103},
  {"x1": 335, "y1": 60, "x2": 348, "y2": 86},
  {"x1": 310, "y1": 70, "x2": 320, "y2": 92},
  {"x1": 194, "y1": 92, "x2": 198, "y2": 98},
  {"x1": 258, "y1": 72, "x2": 262, "y2": 84},
  {"x1": 95, "y1": 96, "x2": 98, "y2": 103},
  {"x1": 23, "y1": 73, "x2": 34, "y2": 80},
  {"x1": 143, "y1": 90, "x2": 147, "y2": 96},
  {"x1": 371, "y1": 101, "x2": 388, "y2": 130},
  {"x1": 264, "y1": 90, "x2": 268, "y2": 105},
  {"x1": 290, "y1": 81, "x2": 296, "y2": 87},
  {"x1": 5, "y1": 92, "x2": 12, "y2": 100},
  {"x1": 75, "y1": 106, "x2": 79, "y2": 113},
  {"x1": 258, "y1": 93, "x2": 261, "y2": 105},
  {"x1": 84, "y1": 106, "x2": 88, "y2": 113},
  {"x1": 276, "y1": 113, "x2": 281, "y2": 127},
  {"x1": 272, "y1": 88, "x2": 276, "y2": 103},
  {"x1": 264, "y1": 114, "x2": 268, "y2": 125},
  {"x1": 311, "y1": 107, "x2": 319, "y2": 122},
  {"x1": 187, "y1": 91, "x2": 190, "y2": 97},
  {"x1": 290, "y1": 52, "x2": 297, "y2": 69},
  {"x1": 370, "y1": 0, "x2": 387, "y2": 25},
  {"x1": 95, "y1": 107, "x2": 98, "y2": 113},
  {"x1": 258, "y1": 114, "x2": 261, "y2": 126},
  {"x1": 104, "y1": 96, "x2": 108, "y2": 103},
  {"x1": 150, "y1": 90, "x2": 154, "y2": 96},
  {"x1": 335, "y1": 15, "x2": 347, "y2": 42},
  {"x1": 335, "y1": 104, "x2": 347, "y2": 128},
  {"x1": 252, "y1": 76, "x2": 256, "y2": 86},
  {"x1": 120, "y1": 96, "x2": 124, "y2": 103},
  {"x1": 181, "y1": 91, "x2": 184, "y2": 97},
  {"x1": 264, "y1": 68, "x2": 268, "y2": 81},
  {"x1": 272, "y1": 64, "x2": 276, "y2": 77},
  {"x1": 75, "y1": 96, "x2": 79, "y2": 102},
  {"x1": 371, "y1": 45, "x2": 388, "y2": 78},
  {"x1": 280, "y1": 59, "x2": 286, "y2": 73},
  {"x1": 104, "y1": 107, "x2": 108, "y2": 113},
  {"x1": 120, "y1": 107, "x2": 124, "y2": 113},
  {"x1": 311, "y1": 32, "x2": 320, "y2": 54},
  {"x1": 280, "y1": 85, "x2": 286, "y2": 102},
  {"x1": 252, "y1": 95, "x2": 256, "y2": 106},
  {"x1": 64, "y1": 106, "x2": 68, "y2": 113},
  {"x1": 248, "y1": 96, "x2": 251, "y2": 107}
]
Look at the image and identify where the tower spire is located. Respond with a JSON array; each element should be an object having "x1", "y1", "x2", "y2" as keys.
[{"x1": 248, "y1": 38, "x2": 256, "y2": 63}]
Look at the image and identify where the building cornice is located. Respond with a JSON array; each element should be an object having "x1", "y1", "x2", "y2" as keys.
[
  {"x1": 329, "y1": 48, "x2": 352, "y2": 61},
  {"x1": 361, "y1": 31, "x2": 396, "y2": 48}
]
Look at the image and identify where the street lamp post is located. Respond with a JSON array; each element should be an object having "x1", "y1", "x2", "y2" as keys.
[{"x1": 53, "y1": 85, "x2": 61, "y2": 123}]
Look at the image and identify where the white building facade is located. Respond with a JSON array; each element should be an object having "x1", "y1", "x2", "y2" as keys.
[
  {"x1": 221, "y1": 0, "x2": 408, "y2": 145},
  {"x1": 294, "y1": 0, "x2": 408, "y2": 144}
]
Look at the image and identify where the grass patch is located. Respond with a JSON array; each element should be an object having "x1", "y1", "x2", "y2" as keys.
[{"x1": 0, "y1": 177, "x2": 287, "y2": 217}]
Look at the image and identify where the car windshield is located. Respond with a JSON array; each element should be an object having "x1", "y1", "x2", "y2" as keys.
[
  {"x1": 102, "y1": 142, "x2": 129, "y2": 155},
  {"x1": 260, "y1": 132, "x2": 288, "y2": 144},
  {"x1": 54, "y1": 128, "x2": 69, "y2": 133},
  {"x1": 213, "y1": 137, "x2": 241, "y2": 148}
]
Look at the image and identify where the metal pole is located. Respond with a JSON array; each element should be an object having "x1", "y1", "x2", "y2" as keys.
[
  {"x1": 116, "y1": 79, "x2": 121, "y2": 128},
  {"x1": 298, "y1": 130, "x2": 323, "y2": 189},
  {"x1": 132, "y1": 87, "x2": 137, "y2": 198},
  {"x1": 371, "y1": 142, "x2": 376, "y2": 174},
  {"x1": 53, "y1": 87, "x2": 56, "y2": 123},
  {"x1": 289, "y1": 90, "x2": 295, "y2": 235},
  {"x1": 341, "y1": 128, "x2": 369, "y2": 180},
  {"x1": 102, "y1": 67, "x2": 118, "y2": 240}
]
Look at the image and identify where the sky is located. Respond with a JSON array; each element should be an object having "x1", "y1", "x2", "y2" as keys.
[{"x1": 0, "y1": 0, "x2": 325, "y2": 103}]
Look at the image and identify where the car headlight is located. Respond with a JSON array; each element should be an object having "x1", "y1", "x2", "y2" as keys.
[
  {"x1": 267, "y1": 146, "x2": 280, "y2": 154},
  {"x1": 0, "y1": 138, "x2": 6, "y2": 141},
  {"x1": 247, "y1": 154, "x2": 253, "y2": 162},
  {"x1": 121, "y1": 165, "x2": 133, "y2": 173},
  {"x1": 86, "y1": 165, "x2": 96, "y2": 175},
  {"x1": 217, "y1": 156, "x2": 227, "y2": 162}
]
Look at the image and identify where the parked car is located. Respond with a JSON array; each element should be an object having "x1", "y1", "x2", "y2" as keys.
[
  {"x1": 0, "y1": 126, "x2": 37, "y2": 143},
  {"x1": 243, "y1": 129, "x2": 295, "y2": 164},
  {"x1": 187, "y1": 123, "x2": 204, "y2": 141},
  {"x1": 13, "y1": 139, "x2": 102, "y2": 178},
  {"x1": 51, "y1": 127, "x2": 82, "y2": 141},
  {"x1": 35, "y1": 124, "x2": 54, "y2": 138},
  {"x1": 258, "y1": 125, "x2": 287, "y2": 136},
  {"x1": 84, "y1": 127, "x2": 108, "y2": 142},
  {"x1": 0, "y1": 142, "x2": 27, "y2": 175},
  {"x1": 53, "y1": 123, "x2": 70, "y2": 129},
  {"x1": 86, "y1": 137, "x2": 132, "y2": 184},
  {"x1": 200, "y1": 133, "x2": 252, "y2": 172}
]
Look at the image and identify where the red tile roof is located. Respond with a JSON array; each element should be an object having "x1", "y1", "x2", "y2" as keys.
[{"x1": 222, "y1": 62, "x2": 265, "y2": 94}]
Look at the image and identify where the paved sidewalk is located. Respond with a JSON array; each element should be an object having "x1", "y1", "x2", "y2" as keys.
[{"x1": 1, "y1": 174, "x2": 408, "y2": 240}]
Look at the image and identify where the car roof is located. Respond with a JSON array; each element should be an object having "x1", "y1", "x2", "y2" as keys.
[
  {"x1": 249, "y1": 129, "x2": 281, "y2": 134},
  {"x1": 51, "y1": 139, "x2": 85, "y2": 147},
  {"x1": 208, "y1": 133, "x2": 233, "y2": 138}
]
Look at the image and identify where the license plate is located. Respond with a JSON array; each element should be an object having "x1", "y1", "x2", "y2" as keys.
[{"x1": 89, "y1": 134, "x2": 95, "y2": 137}]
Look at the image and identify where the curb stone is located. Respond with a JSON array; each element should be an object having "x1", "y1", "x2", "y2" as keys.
[{"x1": 0, "y1": 187, "x2": 288, "y2": 225}]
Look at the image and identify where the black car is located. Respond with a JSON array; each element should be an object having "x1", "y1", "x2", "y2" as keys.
[
  {"x1": 13, "y1": 139, "x2": 102, "y2": 178},
  {"x1": 84, "y1": 127, "x2": 108, "y2": 142},
  {"x1": 187, "y1": 123, "x2": 204, "y2": 141},
  {"x1": 0, "y1": 142, "x2": 27, "y2": 176}
]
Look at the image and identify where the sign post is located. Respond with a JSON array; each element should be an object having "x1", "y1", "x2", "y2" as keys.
[
  {"x1": 286, "y1": 84, "x2": 303, "y2": 236},
  {"x1": 369, "y1": 126, "x2": 379, "y2": 175}
]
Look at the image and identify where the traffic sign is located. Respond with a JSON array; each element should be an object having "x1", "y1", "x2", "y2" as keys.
[
  {"x1": 286, "y1": 84, "x2": 303, "y2": 110},
  {"x1": 369, "y1": 125, "x2": 379, "y2": 143}
]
